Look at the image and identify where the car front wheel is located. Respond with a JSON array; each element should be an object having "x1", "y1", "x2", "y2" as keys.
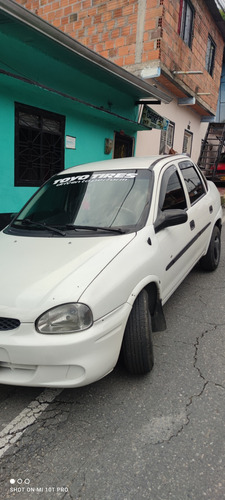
[
  {"x1": 122, "y1": 289, "x2": 154, "y2": 375},
  {"x1": 200, "y1": 225, "x2": 221, "y2": 271}
]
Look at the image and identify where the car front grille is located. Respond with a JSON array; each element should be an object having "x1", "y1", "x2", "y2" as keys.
[{"x1": 0, "y1": 317, "x2": 21, "y2": 331}]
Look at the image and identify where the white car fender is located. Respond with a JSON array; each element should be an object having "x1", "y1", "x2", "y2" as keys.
[
  {"x1": 126, "y1": 275, "x2": 161, "y2": 307},
  {"x1": 207, "y1": 181, "x2": 223, "y2": 221},
  {"x1": 78, "y1": 227, "x2": 161, "y2": 322}
]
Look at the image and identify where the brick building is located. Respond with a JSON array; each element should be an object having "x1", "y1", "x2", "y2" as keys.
[
  {"x1": 15, "y1": 0, "x2": 225, "y2": 160},
  {"x1": 0, "y1": 0, "x2": 172, "y2": 228}
]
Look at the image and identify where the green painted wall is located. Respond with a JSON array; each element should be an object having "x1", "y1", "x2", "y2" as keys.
[
  {"x1": 0, "y1": 29, "x2": 139, "y2": 123},
  {"x1": 0, "y1": 25, "x2": 141, "y2": 216},
  {"x1": 0, "y1": 73, "x2": 137, "y2": 214}
]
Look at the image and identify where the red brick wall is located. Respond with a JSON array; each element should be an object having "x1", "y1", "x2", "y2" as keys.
[
  {"x1": 15, "y1": 0, "x2": 163, "y2": 66},
  {"x1": 159, "y1": 0, "x2": 224, "y2": 113},
  {"x1": 15, "y1": 0, "x2": 224, "y2": 113},
  {"x1": 16, "y1": 0, "x2": 140, "y2": 67}
]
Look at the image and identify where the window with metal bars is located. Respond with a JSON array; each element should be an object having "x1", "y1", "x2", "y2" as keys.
[
  {"x1": 205, "y1": 35, "x2": 216, "y2": 76},
  {"x1": 159, "y1": 121, "x2": 175, "y2": 154},
  {"x1": 182, "y1": 129, "x2": 193, "y2": 156},
  {"x1": 178, "y1": 0, "x2": 195, "y2": 49},
  {"x1": 15, "y1": 103, "x2": 65, "y2": 187}
]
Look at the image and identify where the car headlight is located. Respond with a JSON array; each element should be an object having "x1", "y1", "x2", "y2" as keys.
[{"x1": 36, "y1": 303, "x2": 93, "y2": 334}]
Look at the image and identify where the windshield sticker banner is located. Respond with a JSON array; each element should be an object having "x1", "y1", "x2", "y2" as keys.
[{"x1": 53, "y1": 172, "x2": 138, "y2": 186}]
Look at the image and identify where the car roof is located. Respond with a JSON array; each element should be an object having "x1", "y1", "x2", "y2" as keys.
[{"x1": 58, "y1": 155, "x2": 190, "y2": 175}]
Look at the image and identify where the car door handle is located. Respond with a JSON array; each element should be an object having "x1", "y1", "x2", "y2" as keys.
[
  {"x1": 209, "y1": 205, "x2": 213, "y2": 214},
  {"x1": 190, "y1": 220, "x2": 195, "y2": 230}
]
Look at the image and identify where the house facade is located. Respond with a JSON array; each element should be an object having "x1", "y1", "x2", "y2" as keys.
[
  {"x1": 0, "y1": 0, "x2": 171, "y2": 228},
  {"x1": 17, "y1": 0, "x2": 225, "y2": 161}
]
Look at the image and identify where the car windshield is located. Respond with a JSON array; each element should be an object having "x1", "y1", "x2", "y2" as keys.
[{"x1": 11, "y1": 169, "x2": 153, "y2": 234}]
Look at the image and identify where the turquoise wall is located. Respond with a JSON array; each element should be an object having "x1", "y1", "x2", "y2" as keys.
[
  {"x1": 0, "y1": 29, "x2": 139, "y2": 123},
  {"x1": 0, "y1": 25, "x2": 141, "y2": 215},
  {"x1": 0, "y1": 74, "x2": 137, "y2": 214}
]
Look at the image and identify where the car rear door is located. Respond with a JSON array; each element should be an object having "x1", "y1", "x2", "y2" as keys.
[{"x1": 178, "y1": 159, "x2": 212, "y2": 259}]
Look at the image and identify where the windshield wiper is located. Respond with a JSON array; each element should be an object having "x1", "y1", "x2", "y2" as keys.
[
  {"x1": 65, "y1": 224, "x2": 125, "y2": 234},
  {"x1": 14, "y1": 218, "x2": 66, "y2": 236}
]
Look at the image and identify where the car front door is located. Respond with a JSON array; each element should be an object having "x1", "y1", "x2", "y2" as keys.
[{"x1": 153, "y1": 163, "x2": 203, "y2": 303}]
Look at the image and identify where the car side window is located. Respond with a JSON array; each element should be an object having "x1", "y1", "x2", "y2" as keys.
[
  {"x1": 179, "y1": 160, "x2": 206, "y2": 205},
  {"x1": 159, "y1": 165, "x2": 187, "y2": 211}
]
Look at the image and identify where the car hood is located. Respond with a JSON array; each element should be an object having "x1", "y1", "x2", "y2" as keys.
[{"x1": 0, "y1": 232, "x2": 136, "y2": 321}]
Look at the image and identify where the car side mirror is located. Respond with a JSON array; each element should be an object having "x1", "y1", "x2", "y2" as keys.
[{"x1": 154, "y1": 209, "x2": 188, "y2": 234}]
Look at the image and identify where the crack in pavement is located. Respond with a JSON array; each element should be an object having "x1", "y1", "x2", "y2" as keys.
[
  {"x1": 1, "y1": 323, "x2": 224, "y2": 498},
  {"x1": 0, "y1": 389, "x2": 62, "y2": 458},
  {"x1": 193, "y1": 324, "x2": 225, "y2": 385},
  {"x1": 140, "y1": 327, "x2": 219, "y2": 447}
]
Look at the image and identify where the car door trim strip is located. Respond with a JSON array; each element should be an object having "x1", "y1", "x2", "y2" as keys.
[{"x1": 166, "y1": 222, "x2": 211, "y2": 271}]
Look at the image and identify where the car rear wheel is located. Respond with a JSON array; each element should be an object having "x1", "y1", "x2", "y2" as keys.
[
  {"x1": 122, "y1": 289, "x2": 154, "y2": 375},
  {"x1": 200, "y1": 225, "x2": 221, "y2": 271}
]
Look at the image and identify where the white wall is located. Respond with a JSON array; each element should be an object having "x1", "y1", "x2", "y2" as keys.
[{"x1": 136, "y1": 95, "x2": 208, "y2": 163}]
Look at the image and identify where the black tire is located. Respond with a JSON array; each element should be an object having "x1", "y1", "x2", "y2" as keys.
[
  {"x1": 122, "y1": 289, "x2": 154, "y2": 375},
  {"x1": 200, "y1": 225, "x2": 221, "y2": 271}
]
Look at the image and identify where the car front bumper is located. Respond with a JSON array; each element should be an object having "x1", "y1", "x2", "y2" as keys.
[{"x1": 0, "y1": 303, "x2": 131, "y2": 387}]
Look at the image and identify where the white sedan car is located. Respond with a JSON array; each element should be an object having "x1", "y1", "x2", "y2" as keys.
[{"x1": 0, "y1": 155, "x2": 222, "y2": 387}]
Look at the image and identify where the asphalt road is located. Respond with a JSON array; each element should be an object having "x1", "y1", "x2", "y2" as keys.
[{"x1": 0, "y1": 223, "x2": 225, "y2": 500}]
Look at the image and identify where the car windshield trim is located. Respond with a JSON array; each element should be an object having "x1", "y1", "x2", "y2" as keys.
[
  {"x1": 6, "y1": 169, "x2": 153, "y2": 237},
  {"x1": 14, "y1": 218, "x2": 66, "y2": 236},
  {"x1": 65, "y1": 224, "x2": 126, "y2": 234}
]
